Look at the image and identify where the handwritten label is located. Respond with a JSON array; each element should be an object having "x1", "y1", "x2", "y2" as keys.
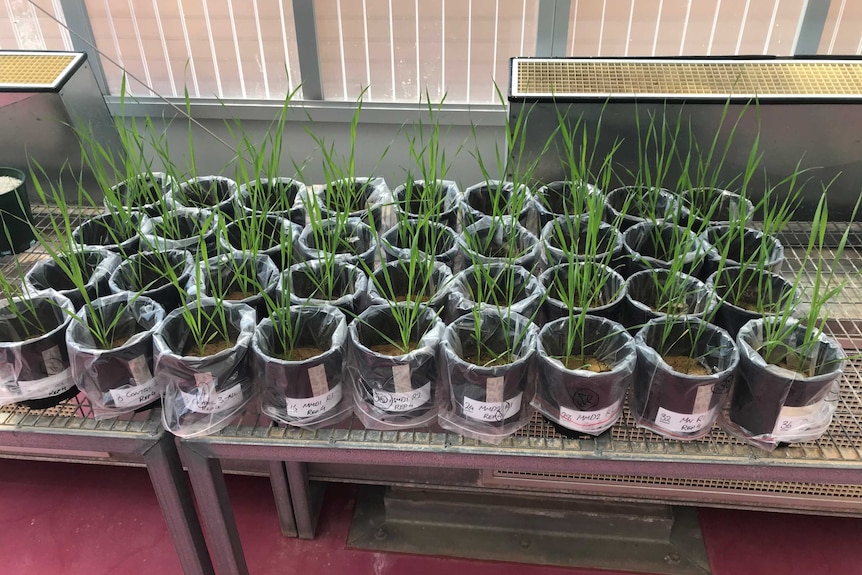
[
  {"x1": 181, "y1": 382, "x2": 243, "y2": 414},
  {"x1": 463, "y1": 393, "x2": 523, "y2": 422},
  {"x1": 371, "y1": 382, "x2": 431, "y2": 413},
  {"x1": 286, "y1": 384, "x2": 342, "y2": 418},
  {"x1": 127, "y1": 355, "x2": 153, "y2": 385},
  {"x1": 559, "y1": 399, "x2": 623, "y2": 431},
  {"x1": 773, "y1": 401, "x2": 827, "y2": 438},
  {"x1": 42, "y1": 346, "x2": 65, "y2": 375},
  {"x1": 655, "y1": 405, "x2": 718, "y2": 434},
  {"x1": 109, "y1": 378, "x2": 159, "y2": 408},
  {"x1": 18, "y1": 368, "x2": 75, "y2": 398}
]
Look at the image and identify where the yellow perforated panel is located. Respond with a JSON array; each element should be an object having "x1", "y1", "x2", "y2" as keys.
[{"x1": 0, "y1": 53, "x2": 77, "y2": 87}]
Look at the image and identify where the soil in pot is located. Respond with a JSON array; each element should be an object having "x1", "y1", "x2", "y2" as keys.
[
  {"x1": 180, "y1": 179, "x2": 234, "y2": 209},
  {"x1": 247, "y1": 180, "x2": 300, "y2": 212},
  {"x1": 465, "y1": 183, "x2": 517, "y2": 216},
  {"x1": 324, "y1": 181, "x2": 372, "y2": 213},
  {"x1": 538, "y1": 181, "x2": 594, "y2": 216},
  {"x1": 558, "y1": 355, "x2": 610, "y2": 372},
  {"x1": 291, "y1": 269, "x2": 352, "y2": 301},
  {"x1": 663, "y1": 355, "x2": 710, "y2": 376},
  {"x1": 387, "y1": 222, "x2": 454, "y2": 256},
  {"x1": 707, "y1": 267, "x2": 797, "y2": 337},
  {"x1": 153, "y1": 215, "x2": 204, "y2": 241},
  {"x1": 549, "y1": 225, "x2": 615, "y2": 256},
  {"x1": 182, "y1": 332, "x2": 237, "y2": 358},
  {"x1": 0, "y1": 305, "x2": 61, "y2": 342},
  {"x1": 606, "y1": 186, "x2": 678, "y2": 229},
  {"x1": 540, "y1": 262, "x2": 626, "y2": 323},
  {"x1": 72, "y1": 212, "x2": 141, "y2": 252},
  {"x1": 114, "y1": 175, "x2": 165, "y2": 207}
]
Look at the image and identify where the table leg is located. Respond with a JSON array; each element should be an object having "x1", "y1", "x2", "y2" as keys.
[
  {"x1": 269, "y1": 460, "x2": 298, "y2": 537},
  {"x1": 285, "y1": 461, "x2": 319, "y2": 540}
]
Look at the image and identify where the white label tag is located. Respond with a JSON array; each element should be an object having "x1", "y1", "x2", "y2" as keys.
[
  {"x1": 392, "y1": 364, "x2": 413, "y2": 394},
  {"x1": 109, "y1": 378, "x2": 159, "y2": 408},
  {"x1": 773, "y1": 401, "x2": 826, "y2": 437},
  {"x1": 655, "y1": 406, "x2": 718, "y2": 433},
  {"x1": 127, "y1": 355, "x2": 153, "y2": 385},
  {"x1": 371, "y1": 381, "x2": 431, "y2": 413},
  {"x1": 463, "y1": 392, "x2": 523, "y2": 422},
  {"x1": 308, "y1": 364, "x2": 329, "y2": 397},
  {"x1": 18, "y1": 368, "x2": 75, "y2": 398},
  {"x1": 692, "y1": 384, "x2": 715, "y2": 414},
  {"x1": 41, "y1": 346, "x2": 65, "y2": 375},
  {"x1": 559, "y1": 399, "x2": 623, "y2": 431},
  {"x1": 286, "y1": 383, "x2": 342, "y2": 418},
  {"x1": 486, "y1": 376, "x2": 505, "y2": 404},
  {"x1": 180, "y1": 382, "x2": 243, "y2": 414}
]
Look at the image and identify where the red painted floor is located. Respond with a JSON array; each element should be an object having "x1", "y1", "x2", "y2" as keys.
[{"x1": 0, "y1": 458, "x2": 860, "y2": 575}]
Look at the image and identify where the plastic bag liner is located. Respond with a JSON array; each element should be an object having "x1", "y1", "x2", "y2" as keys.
[
  {"x1": 539, "y1": 262, "x2": 626, "y2": 324},
  {"x1": 701, "y1": 225, "x2": 785, "y2": 279},
  {"x1": 25, "y1": 249, "x2": 121, "y2": 311},
  {"x1": 348, "y1": 304, "x2": 445, "y2": 429},
  {"x1": 71, "y1": 211, "x2": 146, "y2": 256},
  {"x1": 533, "y1": 180, "x2": 606, "y2": 228},
  {"x1": 722, "y1": 318, "x2": 845, "y2": 450},
  {"x1": 533, "y1": 315, "x2": 635, "y2": 435},
  {"x1": 281, "y1": 260, "x2": 368, "y2": 317},
  {"x1": 540, "y1": 214, "x2": 624, "y2": 270},
  {"x1": 154, "y1": 299, "x2": 257, "y2": 438},
  {"x1": 226, "y1": 214, "x2": 301, "y2": 271},
  {"x1": 367, "y1": 260, "x2": 453, "y2": 314},
  {"x1": 173, "y1": 176, "x2": 239, "y2": 218},
  {"x1": 633, "y1": 317, "x2": 738, "y2": 440},
  {"x1": 459, "y1": 216, "x2": 541, "y2": 272},
  {"x1": 460, "y1": 180, "x2": 535, "y2": 232},
  {"x1": 239, "y1": 177, "x2": 307, "y2": 226},
  {"x1": 705, "y1": 266, "x2": 801, "y2": 338},
  {"x1": 65, "y1": 294, "x2": 165, "y2": 419},
  {"x1": 0, "y1": 291, "x2": 76, "y2": 407},
  {"x1": 681, "y1": 188, "x2": 754, "y2": 232},
  {"x1": 393, "y1": 179, "x2": 461, "y2": 231},
  {"x1": 139, "y1": 207, "x2": 226, "y2": 255},
  {"x1": 108, "y1": 249, "x2": 194, "y2": 312},
  {"x1": 622, "y1": 220, "x2": 710, "y2": 278},
  {"x1": 439, "y1": 309, "x2": 537, "y2": 444},
  {"x1": 190, "y1": 253, "x2": 280, "y2": 318},
  {"x1": 381, "y1": 220, "x2": 460, "y2": 270},
  {"x1": 623, "y1": 269, "x2": 717, "y2": 332},
  {"x1": 297, "y1": 217, "x2": 377, "y2": 269},
  {"x1": 449, "y1": 263, "x2": 544, "y2": 324},
  {"x1": 106, "y1": 172, "x2": 176, "y2": 217},
  {"x1": 308, "y1": 177, "x2": 394, "y2": 231},
  {"x1": 605, "y1": 186, "x2": 680, "y2": 230},
  {"x1": 253, "y1": 305, "x2": 352, "y2": 429}
]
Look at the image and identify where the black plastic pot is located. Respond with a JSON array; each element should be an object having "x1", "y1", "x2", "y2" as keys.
[
  {"x1": 533, "y1": 315, "x2": 635, "y2": 436},
  {"x1": 109, "y1": 249, "x2": 194, "y2": 312},
  {"x1": 239, "y1": 177, "x2": 306, "y2": 226},
  {"x1": 705, "y1": 266, "x2": 800, "y2": 338},
  {"x1": 439, "y1": 309, "x2": 537, "y2": 443},
  {"x1": 367, "y1": 260, "x2": 453, "y2": 314},
  {"x1": 25, "y1": 249, "x2": 121, "y2": 311},
  {"x1": 681, "y1": 188, "x2": 754, "y2": 232},
  {"x1": 724, "y1": 318, "x2": 845, "y2": 449},
  {"x1": 108, "y1": 172, "x2": 175, "y2": 217},
  {"x1": 533, "y1": 180, "x2": 609, "y2": 229},
  {"x1": 540, "y1": 214, "x2": 625, "y2": 270},
  {"x1": 154, "y1": 300, "x2": 257, "y2": 438},
  {"x1": 450, "y1": 263, "x2": 544, "y2": 323},
  {"x1": 348, "y1": 304, "x2": 445, "y2": 429},
  {"x1": 297, "y1": 217, "x2": 377, "y2": 269},
  {"x1": 71, "y1": 211, "x2": 146, "y2": 256},
  {"x1": 194, "y1": 253, "x2": 280, "y2": 318},
  {"x1": 605, "y1": 186, "x2": 679, "y2": 230},
  {"x1": 459, "y1": 216, "x2": 541, "y2": 271},
  {"x1": 622, "y1": 220, "x2": 709, "y2": 277},
  {"x1": 225, "y1": 214, "x2": 300, "y2": 271},
  {"x1": 139, "y1": 207, "x2": 224, "y2": 255},
  {"x1": 254, "y1": 305, "x2": 351, "y2": 428},
  {"x1": 460, "y1": 180, "x2": 534, "y2": 231},
  {"x1": 381, "y1": 220, "x2": 460, "y2": 269},
  {"x1": 175, "y1": 176, "x2": 239, "y2": 219},
  {"x1": 65, "y1": 294, "x2": 165, "y2": 418},
  {"x1": 312, "y1": 177, "x2": 393, "y2": 230},
  {"x1": 392, "y1": 179, "x2": 460, "y2": 230},
  {"x1": 623, "y1": 269, "x2": 716, "y2": 332},
  {"x1": 539, "y1": 262, "x2": 626, "y2": 324},
  {"x1": 0, "y1": 167, "x2": 35, "y2": 254},
  {"x1": 633, "y1": 317, "x2": 738, "y2": 440},
  {"x1": 282, "y1": 260, "x2": 368, "y2": 317},
  {"x1": 700, "y1": 225, "x2": 785, "y2": 279},
  {"x1": 0, "y1": 292, "x2": 76, "y2": 408}
]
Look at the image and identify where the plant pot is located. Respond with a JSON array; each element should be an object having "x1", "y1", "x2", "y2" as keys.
[
  {"x1": 380, "y1": 220, "x2": 460, "y2": 270},
  {"x1": 25, "y1": 249, "x2": 121, "y2": 311},
  {"x1": 225, "y1": 214, "x2": 300, "y2": 271},
  {"x1": 109, "y1": 249, "x2": 194, "y2": 312},
  {"x1": 0, "y1": 291, "x2": 76, "y2": 408},
  {"x1": 539, "y1": 262, "x2": 626, "y2": 324},
  {"x1": 193, "y1": 253, "x2": 280, "y2": 318},
  {"x1": 347, "y1": 304, "x2": 445, "y2": 429},
  {"x1": 605, "y1": 186, "x2": 679, "y2": 230},
  {"x1": 623, "y1": 269, "x2": 716, "y2": 332},
  {"x1": 533, "y1": 315, "x2": 636, "y2": 436},
  {"x1": 439, "y1": 309, "x2": 537, "y2": 444},
  {"x1": 393, "y1": 179, "x2": 460, "y2": 230},
  {"x1": 705, "y1": 266, "x2": 800, "y2": 338},
  {"x1": 65, "y1": 294, "x2": 165, "y2": 418},
  {"x1": 282, "y1": 260, "x2": 368, "y2": 316},
  {"x1": 723, "y1": 318, "x2": 845, "y2": 450},
  {"x1": 174, "y1": 176, "x2": 239, "y2": 219},
  {"x1": 253, "y1": 305, "x2": 352, "y2": 428},
  {"x1": 700, "y1": 225, "x2": 785, "y2": 279},
  {"x1": 681, "y1": 188, "x2": 754, "y2": 232},
  {"x1": 297, "y1": 217, "x2": 377, "y2": 269},
  {"x1": 533, "y1": 180, "x2": 608, "y2": 229},
  {"x1": 450, "y1": 263, "x2": 544, "y2": 323},
  {"x1": 239, "y1": 177, "x2": 306, "y2": 226},
  {"x1": 459, "y1": 216, "x2": 541, "y2": 271},
  {"x1": 107, "y1": 172, "x2": 176, "y2": 217},
  {"x1": 154, "y1": 300, "x2": 257, "y2": 438},
  {"x1": 540, "y1": 214, "x2": 625, "y2": 270},
  {"x1": 310, "y1": 177, "x2": 393, "y2": 230},
  {"x1": 460, "y1": 180, "x2": 533, "y2": 231},
  {"x1": 139, "y1": 207, "x2": 225, "y2": 255},
  {"x1": 622, "y1": 220, "x2": 710, "y2": 277},
  {"x1": 71, "y1": 211, "x2": 146, "y2": 256},
  {"x1": 633, "y1": 317, "x2": 738, "y2": 440},
  {"x1": 367, "y1": 260, "x2": 453, "y2": 314},
  {"x1": 0, "y1": 167, "x2": 35, "y2": 254}
]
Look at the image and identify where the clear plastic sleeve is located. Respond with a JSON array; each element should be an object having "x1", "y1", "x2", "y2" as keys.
[
  {"x1": 25, "y1": 249, "x2": 121, "y2": 311},
  {"x1": 297, "y1": 216, "x2": 377, "y2": 269},
  {"x1": 605, "y1": 186, "x2": 679, "y2": 230},
  {"x1": 225, "y1": 214, "x2": 301, "y2": 271},
  {"x1": 701, "y1": 225, "x2": 785, "y2": 279},
  {"x1": 722, "y1": 317, "x2": 845, "y2": 450},
  {"x1": 380, "y1": 220, "x2": 461, "y2": 270},
  {"x1": 108, "y1": 249, "x2": 195, "y2": 312},
  {"x1": 539, "y1": 262, "x2": 626, "y2": 324},
  {"x1": 238, "y1": 177, "x2": 307, "y2": 226},
  {"x1": 532, "y1": 180, "x2": 605, "y2": 229},
  {"x1": 0, "y1": 291, "x2": 76, "y2": 406},
  {"x1": 190, "y1": 252, "x2": 280, "y2": 318},
  {"x1": 540, "y1": 214, "x2": 624, "y2": 270},
  {"x1": 438, "y1": 309, "x2": 537, "y2": 444},
  {"x1": 623, "y1": 269, "x2": 717, "y2": 332},
  {"x1": 139, "y1": 206, "x2": 226, "y2": 255},
  {"x1": 533, "y1": 315, "x2": 635, "y2": 435},
  {"x1": 459, "y1": 216, "x2": 541, "y2": 272},
  {"x1": 680, "y1": 188, "x2": 754, "y2": 232},
  {"x1": 106, "y1": 171, "x2": 176, "y2": 217},
  {"x1": 347, "y1": 304, "x2": 444, "y2": 429},
  {"x1": 460, "y1": 180, "x2": 534, "y2": 231},
  {"x1": 367, "y1": 260, "x2": 454, "y2": 315},
  {"x1": 622, "y1": 220, "x2": 710, "y2": 277},
  {"x1": 633, "y1": 317, "x2": 738, "y2": 440},
  {"x1": 253, "y1": 305, "x2": 353, "y2": 429},
  {"x1": 71, "y1": 211, "x2": 147, "y2": 255},
  {"x1": 448, "y1": 263, "x2": 544, "y2": 324},
  {"x1": 306, "y1": 177, "x2": 394, "y2": 231},
  {"x1": 65, "y1": 293, "x2": 165, "y2": 419},
  {"x1": 154, "y1": 299, "x2": 257, "y2": 438},
  {"x1": 392, "y1": 179, "x2": 461, "y2": 231},
  {"x1": 281, "y1": 260, "x2": 368, "y2": 317},
  {"x1": 172, "y1": 176, "x2": 239, "y2": 218}
]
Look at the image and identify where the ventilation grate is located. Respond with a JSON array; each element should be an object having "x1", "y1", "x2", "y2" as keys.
[{"x1": 0, "y1": 52, "x2": 80, "y2": 88}]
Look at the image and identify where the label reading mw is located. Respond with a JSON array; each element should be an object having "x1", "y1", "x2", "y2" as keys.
[{"x1": 655, "y1": 406, "x2": 717, "y2": 434}]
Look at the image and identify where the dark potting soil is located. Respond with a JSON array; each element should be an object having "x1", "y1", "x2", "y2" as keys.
[
  {"x1": 182, "y1": 336, "x2": 235, "y2": 357},
  {"x1": 369, "y1": 341, "x2": 419, "y2": 356},
  {"x1": 251, "y1": 182, "x2": 299, "y2": 212},
  {"x1": 728, "y1": 287, "x2": 782, "y2": 313},
  {"x1": 549, "y1": 283, "x2": 609, "y2": 309},
  {"x1": 326, "y1": 182, "x2": 369, "y2": 213},
  {"x1": 292, "y1": 273, "x2": 351, "y2": 301},
  {"x1": 392, "y1": 228, "x2": 453, "y2": 255},
  {"x1": 108, "y1": 322, "x2": 146, "y2": 350},
  {"x1": 557, "y1": 354, "x2": 610, "y2": 372},
  {"x1": 477, "y1": 239, "x2": 525, "y2": 259},
  {"x1": 183, "y1": 180, "x2": 232, "y2": 208},
  {"x1": 469, "y1": 279, "x2": 527, "y2": 308},
  {"x1": 650, "y1": 300, "x2": 689, "y2": 315},
  {"x1": 309, "y1": 233, "x2": 365, "y2": 256},
  {"x1": 664, "y1": 355, "x2": 710, "y2": 376},
  {"x1": 462, "y1": 351, "x2": 511, "y2": 367},
  {"x1": 550, "y1": 229, "x2": 613, "y2": 255},
  {"x1": 276, "y1": 345, "x2": 326, "y2": 362},
  {"x1": 541, "y1": 182, "x2": 591, "y2": 215},
  {"x1": 154, "y1": 216, "x2": 201, "y2": 241},
  {"x1": 228, "y1": 218, "x2": 281, "y2": 251}
]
